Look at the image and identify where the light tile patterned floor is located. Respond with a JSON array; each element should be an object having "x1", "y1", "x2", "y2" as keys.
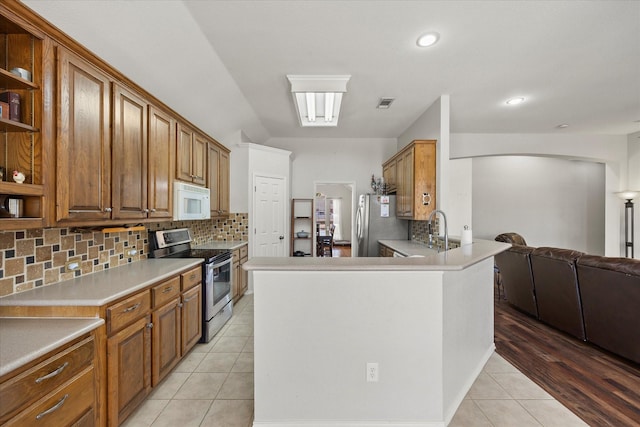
[{"x1": 123, "y1": 293, "x2": 587, "y2": 427}]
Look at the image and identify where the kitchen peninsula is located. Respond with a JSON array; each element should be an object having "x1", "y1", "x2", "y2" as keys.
[{"x1": 245, "y1": 239, "x2": 509, "y2": 427}]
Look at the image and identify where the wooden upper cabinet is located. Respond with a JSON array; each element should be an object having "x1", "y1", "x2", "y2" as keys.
[
  {"x1": 56, "y1": 47, "x2": 112, "y2": 222},
  {"x1": 207, "y1": 142, "x2": 221, "y2": 215},
  {"x1": 382, "y1": 159, "x2": 397, "y2": 194},
  {"x1": 399, "y1": 148, "x2": 414, "y2": 218},
  {"x1": 384, "y1": 140, "x2": 437, "y2": 221},
  {"x1": 112, "y1": 84, "x2": 148, "y2": 220},
  {"x1": 192, "y1": 133, "x2": 207, "y2": 186},
  {"x1": 219, "y1": 150, "x2": 230, "y2": 214},
  {"x1": 207, "y1": 142, "x2": 230, "y2": 216},
  {"x1": 148, "y1": 106, "x2": 175, "y2": 219},
  {"x1": 176, "y1": 122, "x2": 206, "y2": 186}
]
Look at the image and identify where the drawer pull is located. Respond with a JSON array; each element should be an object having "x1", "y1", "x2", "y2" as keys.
[
  {"x1": 36, "y1": 394, "x2": 68, "y2": 420},
  {"x1": 183, "y1": 294, "x2": 198, "y2": 303},
  {"x1": 190, "y1": 274, "x2": 196, "y2": 280},
  {"x1": 162, "y1": 286, "x2": 174, "y2": 293},
  {"x1": 122, "y1": 302, "x2": 141, "y2": 313},
  {"x1": 35, "y1": 362, "x2": 69, "y2": 384}
]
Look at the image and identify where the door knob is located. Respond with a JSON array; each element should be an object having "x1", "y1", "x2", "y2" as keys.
[{"x1": 279, "y1": 235, "x2": 284, "y2": 240}]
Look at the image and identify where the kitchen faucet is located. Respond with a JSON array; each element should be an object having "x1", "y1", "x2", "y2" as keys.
[{"x1": 427, "y1": 209, "x2": 449, "y2": 252}]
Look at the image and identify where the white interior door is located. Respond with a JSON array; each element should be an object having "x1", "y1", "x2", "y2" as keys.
[{"x1": 254, "y1": 175, "x2": 286, "y2": 257}]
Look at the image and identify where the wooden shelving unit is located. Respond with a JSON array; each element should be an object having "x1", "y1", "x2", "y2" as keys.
[
  {"x1": 290, "y1": 198, "x2": 313, "y2": 257},
  {"x1": 0, "y1": 8, "x2": 45, "y2": 230}
]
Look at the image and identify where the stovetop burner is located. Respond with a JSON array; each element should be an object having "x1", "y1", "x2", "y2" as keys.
[{"x1": 148, "y1": 228, "x2": 232, "y2": 263}]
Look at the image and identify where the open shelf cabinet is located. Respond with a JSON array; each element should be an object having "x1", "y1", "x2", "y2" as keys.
[
  {"x1": 0, "y1": 7, "x2": 46, "y2": 229},
  {"x1": 291, "y1": 198, "x2": 313, "y2": 257}
]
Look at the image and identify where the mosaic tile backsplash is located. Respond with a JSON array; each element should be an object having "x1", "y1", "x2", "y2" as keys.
[
  {"x1": 0, "y1": 213, "x2": 248, "y2": 297},
  {"x1": 411, "y1": 220, "x2": 461, "y2": 251}
]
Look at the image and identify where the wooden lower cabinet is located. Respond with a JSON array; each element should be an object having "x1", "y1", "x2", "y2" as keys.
[
  {"x1": 107, "y1": 315, "x2": 152, "y2": 426},
  {"x1": 151, "y1": 297, "x2": 181, "y2": 387},
  {"x1": 232, "y1": 244, "x2": 249, "y2": 302},
  {"x1": 379, "y1": 243, "x2": 394, "y2": 257},
  {"x1": 0, "y1": 334, "x2": 98, "y2": 427},
  {"x1": 0, "y1": 265, "x2": 202, "y2": 427},
  {"x1": 181, "y1": 284, "x2": 202, "y2": 355}
]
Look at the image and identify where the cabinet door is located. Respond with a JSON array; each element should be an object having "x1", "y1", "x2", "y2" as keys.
[
  {"x1": 240, "y1": 257, "x2": 249, "y2": 295},
  {"x1": 56, "y1": 47, "x2": 112, "y2": 222},
  {"x1": 232, "y1": 259, "x2": 241, "y2": 302},
  {"x1": 192, "y1": 133, "x2": 207, "y2": 186},
  {"x1": 219, "y1": 150, "x2": 230, "y2": 214},
  {"x1": 395, "y1": 154, "x2": 406, "y2": 216},
  {"x1": 383, "y1": 160, "x2": 397, "y2": 193},
  {"x1": 107, "y1": 315, "x2": 151, "y2": 426},
  {"x1": 112, "y1": 84, "x2": 148, "y2": 220},
  {"x1": 181, "y1": 285, "x2": 202, "y2": 355},
  {"x1": 176, "y1": 122, "x2": 193, "y2": 182},
  {"x1": 207, "y1": 142, "x2": 221, "y2": 215},
  {"x1": 412, "y1": 142, "x2": 437, "y2": 220},
  {"x1": 401, "y1": 148, "x2": 414, "y2": 218},
  {"x1": 148, "y1": 106, "x2": 175, "y2": 219},
  {"x1": 151, "y1": 298, "x2": 181, "y2": 386}
]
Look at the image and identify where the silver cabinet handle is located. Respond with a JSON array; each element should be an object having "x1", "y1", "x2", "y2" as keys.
[
  {"x1": 36, "y1": 394, "x2": 68, "y2": 420},
  {"x1": 177, "y1": 303, "x2": 184, "y2": 308},
  {"x1": 122, "y1": 303, "x2": 141, "y2": 313},
  {"x1": 104, "y1": 207, "x2": 112, "y2": 212},
  {"x1": 143, "y1": 208, "x2": 149, "y2": 213},
  {"x1": 150, "y1": 208, "x2": 156, "y2": 212},
  {"x1": 35, "y1": 362, "x2": 68, "y2": 384},
  {"x1": 183, "y1": 294, "x2": 198, "y2": 303},
  {"x1": 162, "y1": 286, "x2": 173, "y2": 293},
  {"x1": 147, "y1": 323, "x2": 153, "y2": 329}
]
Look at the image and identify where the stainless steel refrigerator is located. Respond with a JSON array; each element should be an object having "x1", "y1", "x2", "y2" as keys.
[{"x1": 356, "y1": 194, "x2": 409, "y2": 257}]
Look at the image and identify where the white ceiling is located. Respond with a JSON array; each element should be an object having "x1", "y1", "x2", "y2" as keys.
[
  {"x1": 183, "y1": 0, "x2": 640, "y2": 139},
  {"x1": 20, "y1": 0, "x2": 640, "y2": 142}
]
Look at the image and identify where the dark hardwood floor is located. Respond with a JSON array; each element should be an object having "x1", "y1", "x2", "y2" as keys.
[{"x1": 494, "y1": 297, "x2": 640, "y2": 426}]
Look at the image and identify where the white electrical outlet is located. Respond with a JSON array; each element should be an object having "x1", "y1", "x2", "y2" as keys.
[{"x1": 366, "y1": 362, "x2": 379, "y2": 382}]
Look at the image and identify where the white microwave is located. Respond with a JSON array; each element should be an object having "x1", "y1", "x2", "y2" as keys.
[{"x1": 173, "y1": 182, "x2": 211, "y2": 220}]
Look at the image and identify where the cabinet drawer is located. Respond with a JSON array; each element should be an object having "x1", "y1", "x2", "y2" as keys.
[
  {"x1": 5, "y1": 367, "x2": 95, "y2": 427},
  {"x1": 151, "y1": 277, "x2": 181, "y2": 308},
  {"x1": 232, "y1": 248, "x2": 240, "y2": 260},
  {"x1": 239, "y1": 245, "x2": 248, "y2": 260},
  {"x1": 181, "y1": 266, "x2": 202, "y2": 291},
  {"x1": 0, "y1": 336, "x2": 94, "y2": 423},
  {"x1": 107, "y1": 291, "x2": 151, "y2": 335}
]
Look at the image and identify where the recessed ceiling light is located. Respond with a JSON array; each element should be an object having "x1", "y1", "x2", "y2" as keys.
[
  {"x1": 416, "y1": 32, "x2": 440, "y2": 47},
  {"x1": 505, "y1": 97, "x2": 525, "y2": 105},
  {"x1": 557, "y1": 124, "x2": 569, "y2": 129}
]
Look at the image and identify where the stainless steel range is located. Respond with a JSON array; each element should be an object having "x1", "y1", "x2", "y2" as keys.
[{"x1": 149, "y1": 228, "x2": 233, "y2": 342}]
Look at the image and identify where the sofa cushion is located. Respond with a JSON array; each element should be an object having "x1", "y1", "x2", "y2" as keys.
[
  {"x1": 530, "y1": 247, "x2": 585, "y2": 340},
  {"x1": 495, "y1": 233, "x2": 527, "y2": 246},
  {"x1": 495, "y1": 245, "x2": 538, "y2": 317},
  {"x1": 577, "y1": 254, "x2": 640, "y2": 277},
  {"x1": 576, "y1": 255, "x2": 640, "y2": 363}
]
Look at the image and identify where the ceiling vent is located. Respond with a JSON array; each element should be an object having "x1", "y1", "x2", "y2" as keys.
[{"x1": 377, "y1": 98, "x2": 395, "y2": 109}]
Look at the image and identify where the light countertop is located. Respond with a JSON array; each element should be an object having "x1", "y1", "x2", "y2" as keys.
[
  {"x1": 0, "y1": 317, "x2": 104, "y2": 377},
  {"x1": 244, "y1": 239, "x2": 509, "y2": 271},
  {"x1": 0, "y1": 259, "x2": 203, "y2": 307},
  {"x1": 194, "y1": 241, "x2": 247, "y2": 251}
]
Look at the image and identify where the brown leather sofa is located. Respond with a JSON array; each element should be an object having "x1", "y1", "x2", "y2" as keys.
[
  {"x1": 494, "y1": 232, "x2": 640, "y2": 363},
  {"x1": 530, "y1": 247, "x2": 586, "y2": 340},
  {"x1": 494, "y1": 245, "x2": 538, "y2": 317},
  {"x1": 495, "y1": 232, "x2": 528, "y2": 246},
  {"x1": 576, "y1": 255, "x2": 640, "y2": 364}
]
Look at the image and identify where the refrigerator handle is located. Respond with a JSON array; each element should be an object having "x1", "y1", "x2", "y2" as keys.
[{"x1": 355, "y1": 207, "x2": 362, "y2": 239}]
